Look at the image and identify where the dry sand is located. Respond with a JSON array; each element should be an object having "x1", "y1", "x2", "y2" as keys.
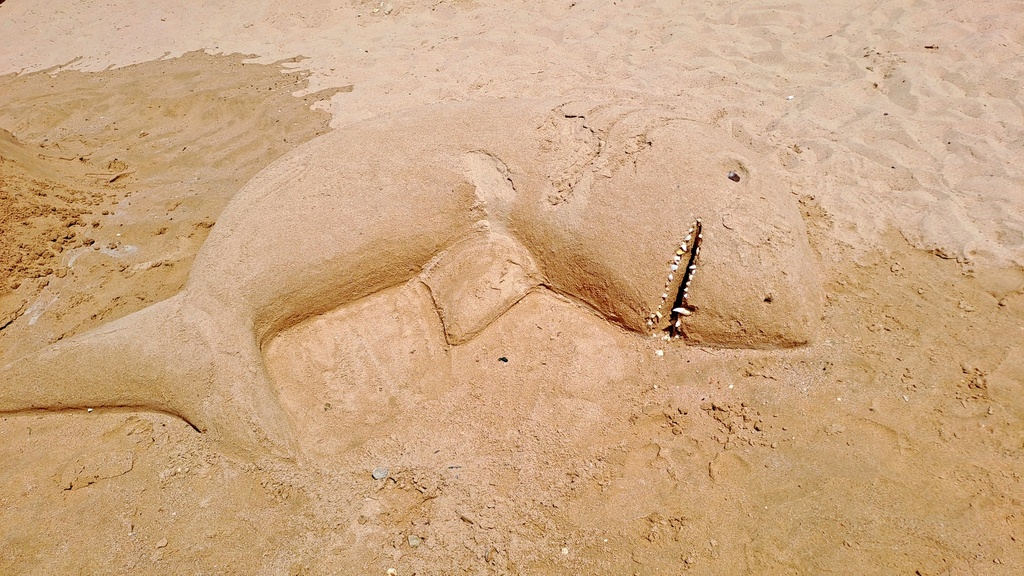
[{"x1": 1, "y1": 1, "x2": 1023, "y2": 574}]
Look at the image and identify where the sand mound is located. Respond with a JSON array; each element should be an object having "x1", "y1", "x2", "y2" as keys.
[
  {"x1": 1, "y1": 98, "x2": 822, "y2": 459},
  {"x1": 201, "y1": 99, "x2": 822, "y2": 348}
]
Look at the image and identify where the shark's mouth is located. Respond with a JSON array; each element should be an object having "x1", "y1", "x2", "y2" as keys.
[{"x1": 647, "y1": 218, "x2": 703, "y2": 340}]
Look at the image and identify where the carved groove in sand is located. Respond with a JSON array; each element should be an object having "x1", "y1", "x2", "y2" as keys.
[{"x1": 0, "y1": 100, "x2": 822, "y2": 458}]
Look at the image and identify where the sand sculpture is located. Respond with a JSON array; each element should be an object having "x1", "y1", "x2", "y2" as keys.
[{"x1": 0, "y1": 99, "x2": 822, "y2": 458}]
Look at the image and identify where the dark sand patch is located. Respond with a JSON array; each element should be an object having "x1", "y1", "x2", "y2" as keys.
[{"x1": 0, "y1": 51, "x2": 339, "y2": 363}]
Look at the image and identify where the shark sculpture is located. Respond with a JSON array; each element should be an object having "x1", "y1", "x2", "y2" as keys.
[{"x1": 0, "y1": 99, "x2": 822, "y2": 458}]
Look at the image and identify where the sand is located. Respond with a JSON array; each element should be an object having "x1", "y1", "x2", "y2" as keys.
[{"x1": 1, "y1": 1, "x2": 1023, "y2": 573}]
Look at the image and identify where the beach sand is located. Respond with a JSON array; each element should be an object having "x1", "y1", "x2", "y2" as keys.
[{"x1": 1, "y1": 1, "x2": 1022, "y2": 573}]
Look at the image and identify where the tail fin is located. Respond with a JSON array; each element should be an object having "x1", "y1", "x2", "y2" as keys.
[{"x1": 0, "y1": 293, "x2": 296, "y2": 459}]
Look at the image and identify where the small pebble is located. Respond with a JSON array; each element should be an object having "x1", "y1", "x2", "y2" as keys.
[
  {"x1": 372, "y1": 467, "x2": 389, "y2": 480},
  {"x1": 155, "y1": 538, "x2": 168, "y2": 549},
  {"x1": 655, "y1": 349, "x2": 664, "y2": 357},
  {"x1": 727, "y1": 171, "x2": 741, "y2": 182},
  {"x1": 408, "y1": 534, "x2": 422, "y2": 547}
]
